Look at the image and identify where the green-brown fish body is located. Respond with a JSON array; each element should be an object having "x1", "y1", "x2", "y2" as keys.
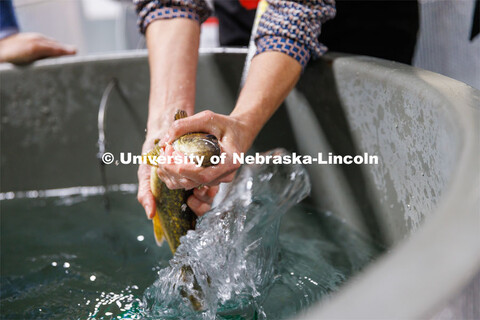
[{"x1": 147, "y1": 110, "x2": 221, "y2": 253}]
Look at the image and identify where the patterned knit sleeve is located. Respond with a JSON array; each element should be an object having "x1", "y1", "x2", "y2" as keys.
[
  {"x1": 134, "y1": 0, "x2": 212, "y2": 34},
  {"x1": 255, "y1": 0, "x2": 336, "y2": 67}
]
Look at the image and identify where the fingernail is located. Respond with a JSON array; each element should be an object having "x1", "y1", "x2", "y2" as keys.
[{"x1": 145, "y1": 205, "x2": 152, "y2": 218}]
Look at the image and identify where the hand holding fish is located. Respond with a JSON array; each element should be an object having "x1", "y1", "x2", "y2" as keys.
[
  {"x1": 158, "y1": 110, "x2": 250, "y2": 190},
  {"x1": 140, "y1": 110, "x2": 245, "y2": 252},
  {"x1": 137, "y1": 123, "x2": 220, "y2": 220}
]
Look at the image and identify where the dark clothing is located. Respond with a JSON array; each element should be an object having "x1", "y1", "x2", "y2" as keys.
[
  {"x1": 214, "y1": 0, "x2": 256, "y2": 47},
  {"x1": 0, "y1": 0, "x2": 19, "y2": 39},
  {"x1": 318, "y1": 0, "x2": 419, "y2": 65},
  {"x1": 471, "y1": 0, "x2": 479, "y2": 41},
  {"x1": 215, "y1": 0, "x2": 420, "y2": 65}
]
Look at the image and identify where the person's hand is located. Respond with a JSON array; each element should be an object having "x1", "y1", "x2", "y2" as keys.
[
  {"x1": 0, "y1": 33, "x2": 76, "y2": 65},
  {"x1": 137, "y1": 135, "x2": 157, "y2": 220},
  {"x1": 137, "y1": 129, "x2": 220, "y2": 218},
  {"x1": 155, "y1": 110, "x2": 253, "y2": 191}
]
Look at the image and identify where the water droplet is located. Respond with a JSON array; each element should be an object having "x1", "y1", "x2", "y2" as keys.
[
  {"x1": 137, "y1": 235, "x2": 144, "y2": 242},
  {"x1": 63, "y1": 262, "x2": 70, "y2": 268},
  {"x1": 51, "y1": 262, "x2": 57, "y2": 267},
  {"x1": 90, "y1": 275, "x2": 96, "y2": 281}
]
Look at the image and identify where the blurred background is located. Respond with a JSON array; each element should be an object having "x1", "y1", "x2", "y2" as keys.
[
  {"x1": 11, "y1": 0, "x2": 219, "y2": 54},
  {"x1": 11, "y1": 0, "x2": 479, "y2": 89}
]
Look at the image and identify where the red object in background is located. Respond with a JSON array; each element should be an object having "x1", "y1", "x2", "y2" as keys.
[
  {"x1": 239, "y1": 0, "x2": 260, "y2": 10},
  {"x1": 204, "y1": 16, "x2": 219, "y2": 25}
]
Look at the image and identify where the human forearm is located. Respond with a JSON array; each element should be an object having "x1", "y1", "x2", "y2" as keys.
[
  {"x1": 136, "y1": 2, "x2": 215, "y2": 218},
  {"x1": 145, "y1": 18, "x2": 200, "y2": 137},
  {"x1": 230, "y1": 51, "x2": 302, "y2": 152},
  {"x1": 138, "y1": 18, "x2": 200, "y2": 218},
  {"x1": 158, "y1": 51, "x2": 301, "y2": 191}
]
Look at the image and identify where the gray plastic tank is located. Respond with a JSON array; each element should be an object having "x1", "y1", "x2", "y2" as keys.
[{"x1": 1, "y1": 50, "x2": 479, "y2": 318}]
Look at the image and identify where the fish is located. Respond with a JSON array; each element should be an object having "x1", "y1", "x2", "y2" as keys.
[
  {"x1": 146, "y1": 110, "x2": 220, "y2": 310},
  {"x1": 146, "y1": 109, "x2": 221, "y2": 253}
]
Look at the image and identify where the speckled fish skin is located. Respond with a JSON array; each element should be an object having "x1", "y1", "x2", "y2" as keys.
[
  {"x1": 148, "y1": 110, "x2": 221, "y2": 253},
  {"x1": 150, "y1": 178, "x2": 195, "y2": 252}
]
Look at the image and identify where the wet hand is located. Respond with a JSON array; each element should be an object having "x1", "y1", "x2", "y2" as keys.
[
  {"x1": 188, "y1": 185, "x2": 219, "y2": 217},
  {"x1": 156, "y1": 110, "x2": 251, "y2": 190},
  {"x1": 137, "y1": 132, "x2": 220, "y2": 218},
  {"x1": 137, "y1": 136, "x2": 158, "y2": 220}
]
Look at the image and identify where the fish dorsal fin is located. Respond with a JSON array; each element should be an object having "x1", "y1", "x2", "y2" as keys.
[{"x1": 174, "y1": 110, "x2": 188, "y2": 121}]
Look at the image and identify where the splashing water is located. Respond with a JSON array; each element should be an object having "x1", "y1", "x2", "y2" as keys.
[{"x1": 143, "y1": 149, "x2": 311, "y2": 319}]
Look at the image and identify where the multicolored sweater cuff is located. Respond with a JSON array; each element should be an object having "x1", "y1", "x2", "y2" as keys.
[
  {"x1": 135, "y1": 0, "x2": 211, "y2": 34},
  {"x1": 254, "y1": 0, "x2": 336, "y2": 67},
  {"x1": 255, "y1": 35, "x2": 313, "y2": 67}
]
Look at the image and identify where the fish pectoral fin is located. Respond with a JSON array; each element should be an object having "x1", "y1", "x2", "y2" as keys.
[
  {"x1": 150, "y1": 167, "x2": 162, "y2": 198},
  {"x1": 145, "y1": 145, "x2": 163, "y2": 167},
  {"x1": 174, "y1": 109, "x2": 188, "y2": 120},
  {"x1": 152, "y1": 213, "x2": 165, "y2": 247}
]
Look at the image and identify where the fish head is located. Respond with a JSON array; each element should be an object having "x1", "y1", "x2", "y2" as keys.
[{"x1": 172, "y1": 133, "x2": 221, "y2": 167}]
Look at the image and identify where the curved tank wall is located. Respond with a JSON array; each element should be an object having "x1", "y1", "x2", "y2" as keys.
[{"x1": 0, "y1": 50, "x2": 479, "y2": 318}]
